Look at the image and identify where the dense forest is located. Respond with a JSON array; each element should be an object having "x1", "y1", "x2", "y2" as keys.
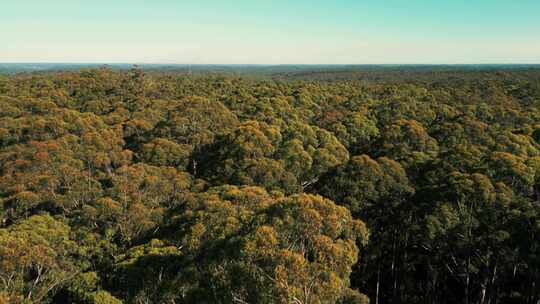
[{"x1": 1, "y1": 66, "x2": 540, "y2": 304}]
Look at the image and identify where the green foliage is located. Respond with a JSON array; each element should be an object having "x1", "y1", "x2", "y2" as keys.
[
  {"x1": 0, "y1": 215, "x2": 80, "y2": 303},
  {"x1": 1, "y1": 67, "x2": 540, "y2": 303}
]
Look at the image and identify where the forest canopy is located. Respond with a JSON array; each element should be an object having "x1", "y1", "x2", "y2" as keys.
[{"x1": 1, "y1": 66, "x2": 540, "y2": 303}]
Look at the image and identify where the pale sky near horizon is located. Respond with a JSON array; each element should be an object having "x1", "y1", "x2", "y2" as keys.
[{"x1": 1, "y1": 0, "x2": 540, "y2": 64}]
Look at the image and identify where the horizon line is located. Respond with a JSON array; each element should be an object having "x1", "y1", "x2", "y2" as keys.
[{"x1": 2, "y1": 62, "x2": 540, "y2": 66}]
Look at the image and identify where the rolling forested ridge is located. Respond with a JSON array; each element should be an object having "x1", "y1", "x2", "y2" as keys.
[{"x1": 1, "y1": 66, "x2": 540, "y2": 304}]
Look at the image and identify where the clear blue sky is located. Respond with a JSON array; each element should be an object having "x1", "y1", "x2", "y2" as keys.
[{"x1": 1, "y1": 0, "x2": 539, "y2": 64}]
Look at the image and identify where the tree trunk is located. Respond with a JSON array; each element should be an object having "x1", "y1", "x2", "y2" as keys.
[{"x1": 376, "y1": 262, "x2": 381, "y2": 304}]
